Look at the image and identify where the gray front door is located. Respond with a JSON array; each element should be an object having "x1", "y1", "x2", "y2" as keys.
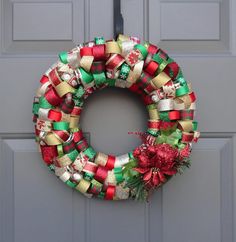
[{"x1": 0, "y1": 0, "x2": 235, "y2": 242}]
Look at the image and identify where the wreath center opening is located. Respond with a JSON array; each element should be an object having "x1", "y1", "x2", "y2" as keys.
[{"x1": 80, "y1": 87, "x2": 148, "y2": 155}]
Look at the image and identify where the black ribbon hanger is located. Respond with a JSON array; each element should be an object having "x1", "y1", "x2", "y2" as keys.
[{"x1": 113, "y1": 0, "x2": 124, "y2": 39}]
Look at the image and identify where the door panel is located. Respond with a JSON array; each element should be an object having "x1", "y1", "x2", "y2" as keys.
[{"x1": 1, "y1": 0, "x2": 235, "y2": 242}]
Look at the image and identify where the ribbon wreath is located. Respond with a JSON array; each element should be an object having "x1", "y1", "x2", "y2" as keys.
[{"x1": 32, "y1": 35, "x2": 199, "y2": 201}]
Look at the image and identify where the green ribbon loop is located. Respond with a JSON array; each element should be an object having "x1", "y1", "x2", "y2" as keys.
[
  {"x1": 39, "y1": 97, "x2": 53, "y2": 109},
  {"x1": 114, "y1": 167, "x2": 123, "y2": 183},
  {"x1": 84, "y1": 147, "x2": 96, "y2": 159},
  {"x1": 98, "y1": 192, "x2": 105, "y2": 199},
  {"x1": 73, "y1": 86, "x2": 85, "y2": 99},
  {"x1": 175, "y1": 70, "x2": 184, "y2": 83},
  {"x1": 147, "y1": 129, "x2": 159, "y2": 137},
  {"x1": 79, "y1": 68, "x2": 94, "y2": 84},
  {"x1": 119, "y1": 63, "x2": 130, "y2": 80},
  {"x1": 159, "y1": 111, "x2": 170, "y2": 121},
  {"x1": 106, "y1": 78, "x2": 116, "y2": 87},
  {"x1": 67, "y1": 149, "x2": 79, "y2": 162},
  {"x1": 134, "y1": 44, "x2": 148, "y2": 59},
  {"x1": 94, "y1": 37, "x2": 105, "y2": 45},
  {"x1": 53, "y1": 122, "x2": 69, "y2": 131},
  {"x1": 66, "y1": 180, "x2": 77, "y2": 188},
  {"x1": 84, "y1": 172, "x2": 94, "y2": 181},
  {"x1": 59, "y1": 51, "x2": 68, "y2": 64},
  {"x1": 93, "y1": 72, "x2": 106, "y2": 86},
  {"x1": 175, "y1": 84, "x2": 189, "y2": 97},
  {"x1": 32, "y1": 102, "x2": 39, "y2": 115},
  {"x1": 177, "y1": 77, "x2": 187, "y2": 86},
  {"x1": 193, "y1": 121, "x2": 198, "y2": 131},
  {"x1": 128, "y1": 152, "x2": 134, "y2": 160},
  {"x1": 74, "y1": 98, "x2": 84, "y2": 107},
  {"x1": 152, "y1": 53, "x2": 164, "y2": 64}
]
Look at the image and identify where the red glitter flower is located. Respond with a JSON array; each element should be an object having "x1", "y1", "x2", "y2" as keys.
[{"x1": 133, "y1": 144, "x2": 178, "y2": 189}]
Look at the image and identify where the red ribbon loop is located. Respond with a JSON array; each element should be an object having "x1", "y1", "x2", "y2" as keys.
[
  {"x1": 105, "y1": 185, "x2": 116, "y2": 200},
  {"x1": 45, "y1": 87, "x2": 63, "y2": 106}
]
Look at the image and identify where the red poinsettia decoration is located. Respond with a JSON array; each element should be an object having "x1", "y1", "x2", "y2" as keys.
[{"x1": 133, "y1": 144, "x2": 178, "y2": 189}]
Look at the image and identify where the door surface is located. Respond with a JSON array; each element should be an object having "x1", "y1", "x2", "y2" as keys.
[{"x1": 0, "y1": 0, "x2": 236, "y2": 242}]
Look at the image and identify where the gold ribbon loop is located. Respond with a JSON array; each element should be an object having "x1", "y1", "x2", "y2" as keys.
[
  {"x1": 178, "y1": 95, "x2": 192, "y2": 109},
  {"x1": 148, "y1": 106, "x2": 160, "y2": 120},
  {"x1": 178, "y1": 120, "x2": 194, "y2": 132},
  {"x1": 44, "y1": 133, "x2": 62, "y2": 145},
  {"x1": 55, "y1": 82, "x2": 75, "y2": 97},
  {"x1": 151, "y1": 72, "x2": 171, "y2": 89},
  {"x1": 80, "y1": 56, "x2": 94, "y2": 72},
  {"x1": 69, "y1": 116, "x2": 80, "y2": 129},
  {"x1": 57, "y1": 155, "x2": 72, "y2": 167},
  {"x1": 76, "y1": 179, "x2": 91, "y2": 193},
  {"x1": 95, "y1": 152, "x2": 108, "y2": 166},
  {"x1": 106, "y1": 41, "x2": 121, "y2": 54}
]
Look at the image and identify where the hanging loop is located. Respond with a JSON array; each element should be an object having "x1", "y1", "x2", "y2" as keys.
[{"x1": 113, "y1": 0, "x2": 124, "y2": 39}]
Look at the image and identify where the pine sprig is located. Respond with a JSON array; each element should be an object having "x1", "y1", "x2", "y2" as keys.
[
  {"x1": 125, "y1": 176, "x2": 148, "y2": 201},
  {"x1": 177, "y1": 157, "x2": 192, "y2": 174}
]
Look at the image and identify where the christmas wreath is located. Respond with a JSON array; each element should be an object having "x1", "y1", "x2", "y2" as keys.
[{"x1": 32, "y1": 35, "x2": 199, "y2": 201}]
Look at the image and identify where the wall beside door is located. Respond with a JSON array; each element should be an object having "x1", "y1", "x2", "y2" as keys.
[{"x1": 0, "y1": 0, "x2": 236, "y2": 242}]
